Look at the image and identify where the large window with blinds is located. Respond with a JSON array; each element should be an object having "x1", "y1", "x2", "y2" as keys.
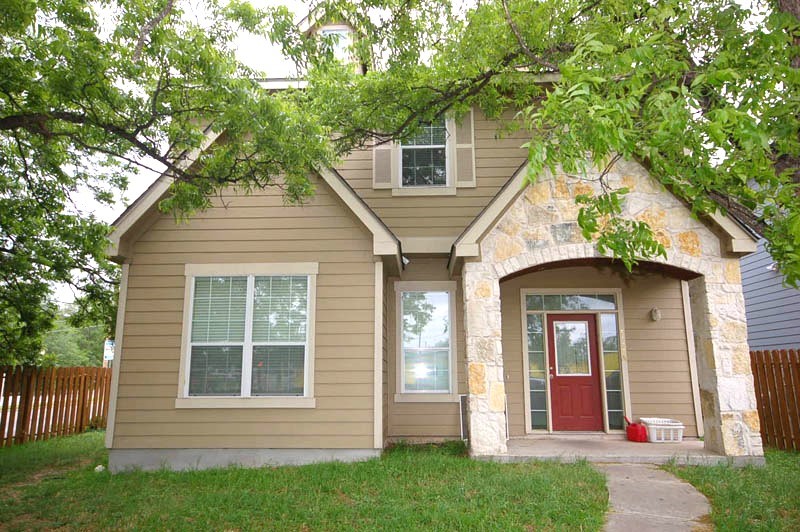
[{"x1": 186, "y1": 271, "x2": 313, "y2": 399}]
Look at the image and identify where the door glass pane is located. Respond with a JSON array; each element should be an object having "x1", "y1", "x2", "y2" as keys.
[
  {"x1": 608, "y1": 411, "x2": 624, "y2": 430},
  {"x1": 601, "y1": 313, "x2": 624, "y2": 430},
  {"x1": 554, "y1": 321, "x2": 591, "y2": 375},
  {"x1": 532, "y1": 411, "x2": 547, "y2": 430},
  {"x1": 543, "y1": 294, "x2": 561, "y2": 310},
  {"x1": 531, "y1": 391, "x2": 546, "y2": 410},
  {"x1": 526, "y1": 294, "x2": 544, "y2": 311}
]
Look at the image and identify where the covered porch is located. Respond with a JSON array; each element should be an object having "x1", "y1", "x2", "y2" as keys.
[{"x1": 452, "y1": 162, "x2": 764, "y2": 460}]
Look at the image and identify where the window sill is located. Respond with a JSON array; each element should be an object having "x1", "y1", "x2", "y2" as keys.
[
  {"x1": 394, "y1": 393, "x2": 460, "y2": 403},
  {"x1": 391, "y1": 186, "x2": 456, "y2": 197},
  {"x1": 175, "y1": 396, "x2": 316, "y2": 409}
]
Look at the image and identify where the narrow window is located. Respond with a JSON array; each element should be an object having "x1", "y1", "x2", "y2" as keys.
[
  {"x1": 400, "y1": 291, "x2": 452, "y2": 393},
  {"x1": 401, "y1": 119, "x2": 447, "y2": 187}
]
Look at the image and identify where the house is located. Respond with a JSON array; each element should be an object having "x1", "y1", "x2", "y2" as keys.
[
  {"x1": 741, "y1": 239, "x2": 800, "y2": 351},
  {"x1": 103, "y1": 22, "x2": 765, "y2": 471}
]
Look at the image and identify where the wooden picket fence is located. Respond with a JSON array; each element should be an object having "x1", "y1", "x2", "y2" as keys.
[
  {"x1": 0, "y1": 366, "x2": 112, "y2": 448},
  {"x1": 751, "y1": 350, "x2": 800, "y2": 451}
]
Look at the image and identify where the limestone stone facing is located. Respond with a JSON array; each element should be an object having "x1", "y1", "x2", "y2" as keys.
[{"x1": 461, "y1": 160, "x2": 763, "y2": 458}]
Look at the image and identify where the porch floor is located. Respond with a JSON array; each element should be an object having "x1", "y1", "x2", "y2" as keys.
[{"x1": 485, "y1": 434, "x2": 764, "y2": 466}]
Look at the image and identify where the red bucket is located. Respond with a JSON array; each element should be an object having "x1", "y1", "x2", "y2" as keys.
[{"x1": 625, "y1": 416, "x2": 648, "y2": 442}]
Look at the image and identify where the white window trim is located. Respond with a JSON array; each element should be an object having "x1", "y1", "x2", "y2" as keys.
[
  {"x1": 520, "y1": 288, "x2": 631, "y2": 434},
  {"x1": 176, "y1": 263, "x2": 318, "y2": 409},
  {"x1": 391, "y1": 118, "x2": 457, "y2": 196},
  {"x1": 394, "y1": 280, "x2": 459, "y2": 403}
]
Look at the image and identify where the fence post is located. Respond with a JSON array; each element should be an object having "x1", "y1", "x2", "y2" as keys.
[{"x1": 14, "y1": 368, "x2": 32, "y2": 444}]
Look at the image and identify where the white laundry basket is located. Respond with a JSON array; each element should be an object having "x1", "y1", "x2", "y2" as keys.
[{"x1": 639, "y1": 417, "x2": 685, "y2": 443}]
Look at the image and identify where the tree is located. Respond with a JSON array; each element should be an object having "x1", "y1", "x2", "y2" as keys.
[
  {"x1": 1, "y1": 1, "x2": 798, "y2": 363},
  {"x1": 268, "y1": 0, "x2": 799, "y2": 275},
  {"x1": 1, "y1": 0, "x2": 331, "y2": 363},
  {"x1": 41, "y1": 306, "x2": 106, "y2": 367}
]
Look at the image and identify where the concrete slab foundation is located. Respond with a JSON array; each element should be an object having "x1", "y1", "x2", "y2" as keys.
[{"x1": 109, "y1": 448, "x2": 381, "y2": 473}]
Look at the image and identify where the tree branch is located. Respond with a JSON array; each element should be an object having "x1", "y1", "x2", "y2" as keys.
[
  {"x1": 132, "y1": 0, "x2": 175, "y2": 63},
  {"x1": 501, "y1": 0, "x2": 558, "y2": 70}
]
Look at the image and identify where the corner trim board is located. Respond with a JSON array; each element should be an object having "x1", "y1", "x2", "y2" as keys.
[
  {"x1": 373, "y1": 261, "x2": 384, "y2": 449},
  {"x1": 681, "y1": 280, "x2": 705, "y2": 438},
  {"x1": 104, "y1": 262, "x2": 130, "y2": 449}
]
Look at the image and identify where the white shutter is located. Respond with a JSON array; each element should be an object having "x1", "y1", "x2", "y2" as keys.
[
  {"x1": 454, "y1": 109, "x2": 476, "y2": 188},
  {"x1": 372, "y1": 140, "x2": 396, "y2": 189}
]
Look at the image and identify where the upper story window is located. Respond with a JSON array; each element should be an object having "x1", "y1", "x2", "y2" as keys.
[
  {"x1": 177, "y1": 263, "x2": 318, "y2": 408},
  {"x1": 372, "y1": 110, "x2": 476, "y2": 195},
  {"x1": 319, "y1": 26, "x2": 352, "y2": 63},
  {"x1": 401, "y1": 119, "x2": 447, "y2": 188}
]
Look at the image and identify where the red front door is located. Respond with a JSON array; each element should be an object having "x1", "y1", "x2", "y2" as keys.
[{"x1": 547, "y1": 314, "x2": 604, "y2": 431}]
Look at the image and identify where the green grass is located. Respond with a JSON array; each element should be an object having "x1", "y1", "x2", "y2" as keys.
[
  {"x1": 0, "y1": 434, "x2": 608, "y2": 531},
  {"x1": 0, "y1": 431, "x2": 106, "y2": 488},
  {"x1": 666, "y1": 448, "x2": 800, "y2": 531}
]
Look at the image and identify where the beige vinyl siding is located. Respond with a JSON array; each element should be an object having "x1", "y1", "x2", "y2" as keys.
[
  {"x1": 386, "y1": 258, "x2": 466, "y2": 439},
  {"x1": 336, "y1": 109, "x2": 529, "y2": 239},
  {"x1": 112, "y1": 175, "x2": 377, "y2": 450},
  {"x1": 500, "y1": 266, "x2": 698, "y2": 438}
]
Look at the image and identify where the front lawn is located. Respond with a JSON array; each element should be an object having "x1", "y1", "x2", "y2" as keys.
[
  {"x1": 667, "y1": 448, "x2": 800, "y2": 531},
  {"x1": 0, "y1": 433, "x2": 607, "y2": 531}
]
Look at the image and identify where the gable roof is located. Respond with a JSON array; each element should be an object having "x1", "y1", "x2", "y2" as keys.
[
  {"x1": 107, "y1": 134, "x2": 401, "y2": 269},
  {"x1": 448, "y1": 162, "x2": 758, "y2": 274}
]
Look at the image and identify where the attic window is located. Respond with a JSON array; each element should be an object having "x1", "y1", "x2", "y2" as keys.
[
  {"x1": 401, "y1": 119, "x2": 447, "y2": 187},
  {"x1": 319, "y1": 27, "x2": 351, "y2": 62}
]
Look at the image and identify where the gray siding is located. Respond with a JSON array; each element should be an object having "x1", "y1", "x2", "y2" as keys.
[{"x1": 741, "y1": 239, "x2": 800, "y2": 350}]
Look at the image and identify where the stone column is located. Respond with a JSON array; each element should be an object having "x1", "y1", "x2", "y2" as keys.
[
  {"x1": 462, "y1": 262, "x2": 508, "y2": 455},
  {"x1": 688, "y1": 260, "x2": 763, "y2": 457}
]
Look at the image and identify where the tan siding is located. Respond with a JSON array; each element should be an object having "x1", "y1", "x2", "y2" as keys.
[
  {"x1": 386, "y1": 258, "x2": 466, "y2": 439},
  {"x1": 500, "y1": 266, "x2": 698, "y2": 438},
  {"x1": 112, "y1": 175, "x2": 377, "y2": 450},
  {"x1": 336, "y1": 109, "x2": 529, "y2": 239}
]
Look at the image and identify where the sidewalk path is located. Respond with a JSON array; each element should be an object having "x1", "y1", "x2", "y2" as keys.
[{"x1": 598, "y1": 463, "x2": 712, "y2": 531}]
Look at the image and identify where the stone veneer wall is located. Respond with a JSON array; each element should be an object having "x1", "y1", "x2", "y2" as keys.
[{"x1": 462, "y1": 160, "x2": 763, "y2": 457}]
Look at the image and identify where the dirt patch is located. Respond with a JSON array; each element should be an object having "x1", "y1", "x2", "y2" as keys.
[
  {"x1": 0, "y1": 459, "x2": 91, "y2": 501},
  {"x1": 692, "y1": 513, "x2": 714, "y2": 531}
]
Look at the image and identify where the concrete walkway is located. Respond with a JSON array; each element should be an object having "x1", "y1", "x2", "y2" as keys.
[{"x1": 598, "y1": 463, "x2": 712, "y2": 531}]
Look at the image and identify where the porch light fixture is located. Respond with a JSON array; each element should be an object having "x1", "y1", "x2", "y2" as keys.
[{"x1": 650, "y1": 308, "x2": 662, "y2": 322}]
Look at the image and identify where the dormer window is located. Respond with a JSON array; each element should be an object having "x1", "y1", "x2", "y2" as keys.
[
  {"x1": 319, "y1": 25, "x2": 352, "y2": 63},
  {"x1": 401, "y1": 119, "x2": 447, "y2": 187}
]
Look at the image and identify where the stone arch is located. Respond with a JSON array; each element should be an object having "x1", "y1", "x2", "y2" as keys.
[{"x1": 461, "y1": 168, "x2": 762, "y2": 458}]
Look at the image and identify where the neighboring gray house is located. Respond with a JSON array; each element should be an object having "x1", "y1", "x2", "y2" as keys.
[{"x1": 741, "y1": 239, "x2": 800, "y2": 351}]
